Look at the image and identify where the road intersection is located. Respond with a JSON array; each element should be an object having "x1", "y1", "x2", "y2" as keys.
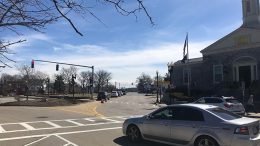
[
  {"x1": 1, "y1": 92, "x2": 259, "y2": 146},
  {"x1": 0, "y1": 115, "x2": 141, "y2": 146}
]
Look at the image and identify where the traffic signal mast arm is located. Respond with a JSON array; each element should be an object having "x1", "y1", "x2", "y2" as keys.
[
  {"x1": 31, "y1": 59, "x2": 95, "y2": 99},
  {"x1": 33, "y1": 59, "x2": 94, "y2": 69}
]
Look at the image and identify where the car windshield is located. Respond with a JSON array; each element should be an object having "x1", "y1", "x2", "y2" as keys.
[{"x1": 208, "y1": 108, "x2": 241, "y2": 120}]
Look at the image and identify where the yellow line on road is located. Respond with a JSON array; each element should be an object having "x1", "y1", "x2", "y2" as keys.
[{"x1": 50, "y1": 101, "x2": 104, "y2": 117}]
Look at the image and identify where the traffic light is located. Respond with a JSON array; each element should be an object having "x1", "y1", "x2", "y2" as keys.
[
  {"x1": 56, "y1": 64, "x2": 59, "y2": 71},
  {"x1": 31, "y1": 60, "x2": 34, "y2": 68}
]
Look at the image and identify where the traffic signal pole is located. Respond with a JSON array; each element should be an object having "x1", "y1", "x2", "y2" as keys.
[{"x1": 32, "y1": 59, "x2": 94, "y2": 99}]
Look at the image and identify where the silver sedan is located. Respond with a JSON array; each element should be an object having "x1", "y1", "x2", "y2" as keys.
[{"x1": 122, "y1": 104, "x2": 260, "y2": 146}]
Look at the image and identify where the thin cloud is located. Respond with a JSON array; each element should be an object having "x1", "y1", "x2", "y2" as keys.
[{"x1": 27, "y1": 40, "x2": 213, "y2": 83}]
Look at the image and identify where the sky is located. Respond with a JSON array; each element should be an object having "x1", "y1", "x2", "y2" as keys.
[{"x1": 1, "y1": 0, "x2": 243, "y2": 88}]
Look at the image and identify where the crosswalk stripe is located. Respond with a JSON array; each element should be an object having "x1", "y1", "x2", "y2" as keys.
[
  {"x1": 20, "y1": 123, "x2": 35, "y2": 130},
  {"x1": 100, "y1": 117, "x2": 120, "y2": 123},
  {"x1": 84, "y1": 118, "x2": 95, "y2": 122},
  {"x1": 65, "y1": 120, "x2": 84, "y2": 126},
  {"x1": 115, "y1": 116, "x2": 127, "y2": 120},
  {"x1": 0, "y1": 125, "x2": 5, "y2": 133},
  {"x1": 44, "y1": 121, "x2": 61, "y2": 128}
]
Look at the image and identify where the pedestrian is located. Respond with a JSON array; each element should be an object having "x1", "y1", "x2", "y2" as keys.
[{"x1": 246, "y1": 94, "x2": 257, "y2": 114}]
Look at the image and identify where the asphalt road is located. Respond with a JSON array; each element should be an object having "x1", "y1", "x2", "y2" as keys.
[{"x1": 0, "y1": 92, "x2": 166, "y2": 146}]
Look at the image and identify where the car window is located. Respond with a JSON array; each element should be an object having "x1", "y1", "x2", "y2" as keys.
[
  {"x1": 195, "y1": 98, "x2": 205, "y2": 103},
  {"x1": 208, "y1": 108, "x2": 241, "y2": 120},
  {"x1": 151, "y1": 108, "x2": 172, "y2": 120},
  {"x1": 225, "y1": 99, "x2": 241, "y2": 104},
  {"x1": 205, "y1": 98, "x2": 223, "y2": 103},
  {"x1": 172, "y1": 107, "x2": 204, "y2": 121}
]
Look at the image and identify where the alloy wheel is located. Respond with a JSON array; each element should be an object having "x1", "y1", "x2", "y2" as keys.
[
  {"x1": 127, "y1": 126, "x2": 141, "y2": 142},
  {"x1": 198, "y1": 138, "x2": 216, "y2": 146}
]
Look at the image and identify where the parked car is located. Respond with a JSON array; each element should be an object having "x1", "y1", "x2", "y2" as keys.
[
  {"x1": 96, "y1": 91, "x2": 109, "y2": 101},
  {"x1": 111, "y1": 91, "x2": 119, "y2": 97},
  {"x1": 122, "y1": 90, "x2": 126, "y2": 95},
  {"x1": 194, "y1": 96, "x2": 245, "y2": 115},
  {"x1": 123, "y1": 104, "x2": 260, "y2": 146},
  {"x1": 117, "y1": 91, "x2": 123, "y2": 96}
]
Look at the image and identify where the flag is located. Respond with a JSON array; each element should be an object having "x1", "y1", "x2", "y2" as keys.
[{"x1": 181, "y1": 33, "x2": 188, "y2": 63}]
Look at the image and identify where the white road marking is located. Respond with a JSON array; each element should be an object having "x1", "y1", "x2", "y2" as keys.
[
  {"x1": 2, "y1": 121, "x2": 121, "y2": 134},
  {"x1": 65, "y1": 120, "x2": 84, "y2": 126},
  {"x1": 83, "y1": 118, "x2": 95, "y2": 122},
  {"x1": 115, "y1": 116, "x2": 127, "y2": 120},
  {"x1": 24, "y1": 135, "x2": 51, "y2": 146},
  {"x1": 0, "y1": 125, "x2": 5, "y2": 133},
  {"x1": 100, "y1": 117, "x2": 120, "y2": 123},
  {"x1": 0, "y1": 115, "x2": 141, "y2": 134},
  {"x1": 0, "y1": 127, "x2": 122, "y2": 142},
  {"x1": 55, "y1": 135, "x2": 78, "y2": 146},
  {"x1": 20, "y1": 123, "x2": 35, "y2": 130},
  {"x1": 44, "y1": 121, "x2": 62, "y2": 128}
]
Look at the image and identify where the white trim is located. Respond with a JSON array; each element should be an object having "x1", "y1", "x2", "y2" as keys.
[
  {"x1": 213, "y1": 64, "x2": 223, "y2": 84},
  {"x1": 233, "y1": 56, "x2": 258, "y2": 82}
]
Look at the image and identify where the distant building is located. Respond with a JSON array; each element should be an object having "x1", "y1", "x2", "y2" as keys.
[{"x1": 168, "y1": 0, "x2": 260, "y2": 98}]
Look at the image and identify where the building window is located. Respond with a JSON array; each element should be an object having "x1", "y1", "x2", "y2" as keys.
[
  {"x1": 213, "y1": 65, "x2": 223, "y2": 83},
  {"x1": 183, "y1": 69, "x2": 191, "y2": 84}
]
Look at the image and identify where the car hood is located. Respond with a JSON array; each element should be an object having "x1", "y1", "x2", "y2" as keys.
[
  {"x1": 124, "y1": 116, "x2": 145, "y2": 123},
  {"x1": 226, "y1": 117, "x2": 259, "y2": 125}
]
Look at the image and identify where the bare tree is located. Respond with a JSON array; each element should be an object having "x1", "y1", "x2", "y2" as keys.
[
  {"x1": 136, "y1": 73, "x2": 153, "y2": 93},
  {"x1": 0, "y1": 0, "x2": 153, "y2": 65},
  {"x1": 78, "y1": 71, "x2": 92, "y2": 94},
  {"x1": 60, "y1": 66, "x2": 77, "y2": 93},
  {"x1": 94, "y1": 70, "x2": 112, "y2": 92},
  {"x1": 17, "y1": 65, "x2": 49, "y2": 99}
]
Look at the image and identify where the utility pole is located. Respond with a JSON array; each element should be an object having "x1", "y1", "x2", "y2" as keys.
[
  {"x1": 156, "y1": 71, "x2": 159, "y2": 103},
  {"x1": 91, "y1": 66, "x2": 94, "y2": 99},
  {"x1": 46, "y1": 78, "x2": 50, "y2": 101},
  {"x1": 72, "y1": 75, "x2": 76, "y2": 103}
]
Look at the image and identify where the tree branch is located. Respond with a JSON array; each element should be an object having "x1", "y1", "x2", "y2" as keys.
[{"x1": 52, "y1": 0, "x2": 83, "y2": 36}]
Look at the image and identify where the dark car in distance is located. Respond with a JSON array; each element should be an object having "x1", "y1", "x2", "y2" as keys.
[{"x1": 97, "y1": 91, "x2": 109, "y2": 101}]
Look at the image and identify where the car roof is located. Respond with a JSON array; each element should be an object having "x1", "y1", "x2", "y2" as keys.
[{"x1": 168, "y1": 103, "x2": 217, "y2": 110}]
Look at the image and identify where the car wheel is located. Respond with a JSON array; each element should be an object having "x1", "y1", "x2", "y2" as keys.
[
  {"x1": 126, "y1": 125, "x2": 142, "y2": 142},
  {"x1": 195, "y1": 136, "x2": 219, "y2": 146}
]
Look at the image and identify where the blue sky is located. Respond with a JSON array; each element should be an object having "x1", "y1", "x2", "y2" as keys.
[{"x1": 1, "y1": 0, "x2": 243, "y2": 87}]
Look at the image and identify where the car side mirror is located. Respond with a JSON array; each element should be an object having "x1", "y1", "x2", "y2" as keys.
[{"x1": 146, "y1": 115, "x2": 154, "y2": 120}]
